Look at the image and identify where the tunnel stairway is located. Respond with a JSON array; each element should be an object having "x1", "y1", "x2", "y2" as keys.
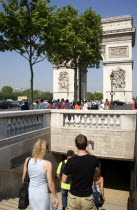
[{"x1": 0, "y1": 189, "x2": 128, "y2": 210}]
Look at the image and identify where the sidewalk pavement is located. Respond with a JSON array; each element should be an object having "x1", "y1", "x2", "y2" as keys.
[{"x1": 0, "y1": 189, "x2": 128, "y2": 210}]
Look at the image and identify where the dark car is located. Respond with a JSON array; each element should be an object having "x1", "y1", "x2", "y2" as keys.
[
  {"x1": 17, "y1": 100, "x2": 24, "y2": 107},
  {"x1": 11, "y1": 101, "x2": 18, "y2": 107},
  {"x1": 112, "y1": 100, "x2": 126, "y2": 106},
  {"x1": 0, "y1": 101, "x2": 14, "y2": 109}
]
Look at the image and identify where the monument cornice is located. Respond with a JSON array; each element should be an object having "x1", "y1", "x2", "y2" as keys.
[
  {"x1": 101, "y1": 15, "x2": 132, "y2": 23},
  {"x1": 103, "y1": 27, "x2": 135, "y2": 34},
  {"x1": 103, "y1": 28, "x2": 136, "y2": 47},
  {"x1": 102, "y1": 34, "x2": 132, "y2": 44},
  {"x1": 103, "y1": 60, "x2": 133, "y2": 65}
]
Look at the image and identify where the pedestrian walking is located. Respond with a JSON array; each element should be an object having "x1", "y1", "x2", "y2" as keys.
[
  {"x1": 56, "y1": 150, "x2": 74, "y2": 210},
  {"x1": 22, "y1": 138, "x2": 59, "y2": 210},
  {"x1": 62, "y1": 134, "x2": 99, "y2": 210},
  {"x1": 92, "y1": 167, "x2": 105, "y2": 209}
]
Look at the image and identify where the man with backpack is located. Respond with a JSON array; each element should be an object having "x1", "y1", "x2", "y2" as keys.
[{"x1": 56, "y1": 150, "x2": 75, "y2": 210}]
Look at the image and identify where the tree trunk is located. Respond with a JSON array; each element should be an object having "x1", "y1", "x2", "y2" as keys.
[
  {"x1": 30, "y1": 62, "x2": 34, "y2": 110},
  {"x1": 29, "y1": 38, "x2": 34, "y2": 110},
  {"x1": 79, "y1": 65, "x2": 82, "y2": 102},
  {"x1": 74, "y1": 61, "x2": 78, "y2": 102}
]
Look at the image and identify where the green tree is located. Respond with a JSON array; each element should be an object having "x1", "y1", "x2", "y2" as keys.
[
  {"x1": 40, "y1": 91, "x2": 53, "y2": 101},
  {"x1": 1, "y1": 86, "x2": 13, "y2": 100},
  {"x1": 87, "y1": 92, "x2": 94, "y2": 101},
  {"x1": 0, "y1": 0, "x2": 54, "y2": 108},
  {"x1": 45, "y1": 6, "x2": 103, "y2": 102},
  {"x1": 93, "y1": 92, "x2": 103, "y2": 100},
  {"x1": 2, "y1": 86, "x2": 13, "y2": 94},
  {"x1": 87, "y1": 91, "x2": 103, "y2": 100}
]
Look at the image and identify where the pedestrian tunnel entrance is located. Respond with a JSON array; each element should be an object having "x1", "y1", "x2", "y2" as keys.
[
  {"x1": 53, "y1": 153, "x2": 131, "y2": 208},
  {"x1": 100, "y1": 158, "x2": 130, "y2": 191}
]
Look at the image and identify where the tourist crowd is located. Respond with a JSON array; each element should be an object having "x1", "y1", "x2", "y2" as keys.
[{"x1": 34, "y1": 98, "x2": 110, "y2": 110}]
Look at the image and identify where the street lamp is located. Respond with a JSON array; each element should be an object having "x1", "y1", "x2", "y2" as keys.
[{"x1": 110, "y1": 72, "x2": 115, "y2": 108}]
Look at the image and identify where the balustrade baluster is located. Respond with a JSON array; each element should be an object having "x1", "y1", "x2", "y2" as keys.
[
  {"x1": 34, "y1": 116, "x2": 37, "y2": 129},
  {"x1": 28, "y1": 117, "x2": 32, "y2": 131},
  {"x1": 86, "y1": 116, "x2": 91, "y2": 127},
  {"x1": 104, "y1": 116, "x2": 108, "y2": 127},
  {"x1": 115, "y1": 115, "x2": 120, "y2": 127},
  {"x1": 7, "y1": 119, "x2": 11, "y2": 136},
  {"x1": 65, "y1": 115, "x2": 69, "y2": 127},
  {"x1": 25, "y1": 117, "x2": 29, "y2": 131},
  {"x1": 38, "y1": 116, "x2": 42, "y2": 128},
  {"x1": 10, "y1": 118, "x2": 16, "y2": 135},
  {"x1": 75, "y1": 115, "x2": 80, "y2": 127},
  {"x1": 81, "y1": 115, "x2": 85, "y2": 127},
  {"x1": 92, "y1": 116, "x2": 96, "y2": 127},
  {"x1": 20, "y1": 117, "x2": 25, "y2": 132},
  {"x1": 69, "y1": 115, "x2": 74, "y2": 127},
  {"x1": 17, "y1": 117, "x2": 21, "y2": 133},
  {"x1": 110, "y1": 116, "x2": 114, "y2": 127},
  {"x1": 98, "y1": 115, "x2": 102, "y2": 127},
  {"x1": 31, "y1": 116, "x2": 35, "y2": 129}
]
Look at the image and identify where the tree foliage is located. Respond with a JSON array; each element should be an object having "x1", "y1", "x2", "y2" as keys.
[
  {"x1": 0, "y1": 86, "x2": 53, "y2": 101},
  {"x1": 44, "y1": 5, "x2": 103, "y2": 101},
  {"x1": 2, "y1": 86, "x2": 13, "y2": 94},
  {"x1": 0, "y1": 0, "x2": 54, "y2": 107},
  {"x1": 87, "y1": 91, "x2": 103, "y2": 101}
]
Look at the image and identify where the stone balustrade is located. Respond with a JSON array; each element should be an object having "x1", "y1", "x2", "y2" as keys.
[
  {"x1": 50, "y1": 110, "x2": 137, "y2": 160},
  {"x1": 0, "y1": 110, "x2": 51, "y2": 140},
  {"x1": 64, "y1": 113, "x2": 121, "y2": 129},
  {"x1": 0, "y1": 109, "x2": 137, "y2": 160}
]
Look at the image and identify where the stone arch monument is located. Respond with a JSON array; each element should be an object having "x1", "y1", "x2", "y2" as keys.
[{"x1": 53, "y1": 15, "x2": 136, "y2": 102}]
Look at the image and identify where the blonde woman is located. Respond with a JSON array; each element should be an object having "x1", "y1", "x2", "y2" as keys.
[
  {"x1": 92, "y1": 167, "x2": 105, "y2": 210},
  {"x1": 22, "y1": 138, "x2": 59, "y2": 210}
]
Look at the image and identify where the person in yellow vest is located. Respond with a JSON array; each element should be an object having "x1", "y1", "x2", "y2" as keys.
[{"x1": 56, "y1": 150, "x2": 74, "y2": 210}]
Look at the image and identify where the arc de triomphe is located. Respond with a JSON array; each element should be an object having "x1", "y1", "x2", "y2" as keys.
[{"x1": 53, "y1": 15, "x2": 136, "y2": 102}]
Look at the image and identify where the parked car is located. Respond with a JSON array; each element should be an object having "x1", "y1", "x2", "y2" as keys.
[
  {"x1": 17, "y1": 100, "x2": 24, "y2": 107},
  {"x1": 112, "y1": 100, "x2": 126, "y2": 106},
  {"x1": 11, "y1": 101, "x2": 18, "y2": 107},
  {"x1": 0, "y1": 101, "x2": 14, "y2": 109}
]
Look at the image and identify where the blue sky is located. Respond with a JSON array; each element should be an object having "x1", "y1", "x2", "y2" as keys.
[{"x1": 0, "y1": 0, "x2": 137, "y2": 96}]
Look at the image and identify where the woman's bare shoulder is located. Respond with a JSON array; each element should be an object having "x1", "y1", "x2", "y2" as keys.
[
  {"x1": 24, "y1": 157, "x2": 31, "y2": 164},
  {"x1": 44, "y1": 160, "x2": 52, "y2": 169},
  {"x1": 99, "y1": 176, "x2": 104, "y2": 183},
  {"x1": 96, "y1": 176, "x2": 104, "y2": 184}
]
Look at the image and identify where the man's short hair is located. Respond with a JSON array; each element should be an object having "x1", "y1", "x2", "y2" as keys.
[
  {"x1": 75, "y1": 134, "x2": 88, "y2": 150},
  {"x1": 67, "y1": 150, "x2": 74, "y2": 157}
]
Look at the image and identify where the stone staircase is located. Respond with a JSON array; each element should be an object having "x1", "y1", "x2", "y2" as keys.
[{"x1": 0, "y1": 189, "x2": 128, "y2": 210}]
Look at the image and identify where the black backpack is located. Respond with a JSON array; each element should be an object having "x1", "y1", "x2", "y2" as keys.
[{"x1": 60, "y1": 160, "x2": 71, "y2": 183}]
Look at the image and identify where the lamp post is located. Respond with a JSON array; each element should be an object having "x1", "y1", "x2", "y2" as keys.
[{"x1": 110, "y1": 72, "x2": 115, "y2": 109}]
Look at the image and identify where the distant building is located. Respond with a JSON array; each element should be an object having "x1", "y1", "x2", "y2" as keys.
[
  {"x1": 18, "y1": 96, "x2": 27, "y2": 101},
  {"x1": 88, "y1": 90, "x2": 102, "y2": 94},
  {"x1": 13, "y1": 88, "x2": 28, "y2": 92}
]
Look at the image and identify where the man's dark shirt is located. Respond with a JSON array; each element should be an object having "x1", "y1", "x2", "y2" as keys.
[
  {"x1": 64, "y1": 154, "x2": 99, "y2": 197},
  {"x1": 21, "y1": 104, "x2": 29, "y2": 110}
]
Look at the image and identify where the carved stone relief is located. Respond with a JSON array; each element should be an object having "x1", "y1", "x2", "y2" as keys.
[
  {"x1": 58, "y1": 72, "x2": 69, "y2": 90},
  {"x1": 109, "y1": 46, "x2": 128, "y2": 57},
  {"x1": 112, "y1": 68, "x2": 126, "y2": 89}
]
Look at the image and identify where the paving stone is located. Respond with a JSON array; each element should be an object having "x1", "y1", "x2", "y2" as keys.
[{"x1": 0, "y1": 190, "x2": 128, "y2": 210}]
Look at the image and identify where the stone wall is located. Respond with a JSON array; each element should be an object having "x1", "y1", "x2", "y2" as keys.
[
  {"x1": 0, "y1": 110, "x2": 51, "y2": 199},
  {"x1": 50, "y1": 110, "x2": 137, "y2": 160},
  {"x1": 0, "y1": 109, "x2": 137, "y2": 200}
]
